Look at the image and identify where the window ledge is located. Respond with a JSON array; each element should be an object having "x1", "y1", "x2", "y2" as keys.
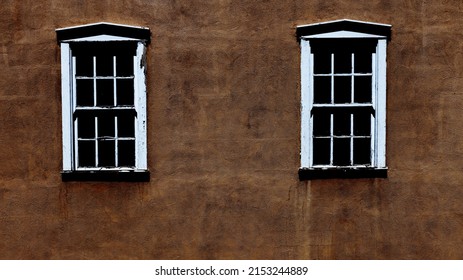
[
  {"x1": 299, "y1": 167, "x2": 387, "y2": 180},
  {"x1": 62, "y1": 170, "x2": 150, "y2": 182}
]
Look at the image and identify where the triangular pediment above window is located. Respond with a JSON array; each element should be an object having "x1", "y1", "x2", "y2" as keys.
[
  {"x1": 296, "y1": 19, "x2": 391, "y2": 41},
  {"x1": 56, "y1": 22, "x2": 150, "y2": 43}
]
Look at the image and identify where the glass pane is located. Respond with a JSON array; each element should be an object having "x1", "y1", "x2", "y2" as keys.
[
  {"x1": 354, "y1": 51, "x2": 372, "y2": 73},
  {"x1": 333, "y1": 113, "x2": 351, "y2": 136},
  {"x1": 354, "y1": 138, "x2": 371, "y2": 165},
  {"x1": 96, "y1": 79, "x2": 114, "y2": 106},
  {"x1": 97, "y1": 115, "x2": 115, "y2": 137},
  {"x1": 118, "y1": 140, "x2": 135, "y2": 167},
  {"x1": 76, "y1": 79, "x2": 94, "y2": 106},
  {"x1": 78, "y1": 140, "x2": 96, "y2": 167},
  {"x1": 98, "y1": 140, "x2": 115, "y2": 167},
  {"x1": 117, "y1": 115, "x2": 135, "y2": 137},
  {"x1": 314, "y1": 76, "x2": 331, "y2": 104},
  {"x1": 96, "y1": 55, "x2": 114, "y2": 76},
  {"x1": 313, "y1": 138, "x2": 330, "y2": 165},
  {"x1": 77, "y1": 116, "x2": 95, "y2": 139},
  {"x1": 353, "y1": 113, "x2": 371, "y2": 136},
  {"x1": 333, "y1": 138, "x2": 350, "y2": 166},
  {"x1": 314, "y1": 52, "x2": 331, "y2": 74},
  {"x1": 116, "y1": 55, "x2": 134, "y2": 77},
  {"x1": 354, "y1": 76, "x2": 372, "y2": 103},
  {"x1": 334, "y1": 52, "x2": 352, "y2": 73},
  {"x1": 116, "y1": 79, "x2": 134, "y2": 106},
  {"x1": 313, "y1": 113, "x2": 330, "y2": 136},
  {"x1": 334, "y1": 76, "x2": 351, "y2": 103},
  {"x1": 75, "y1": 55, "x2": 93, "y2": 77}
]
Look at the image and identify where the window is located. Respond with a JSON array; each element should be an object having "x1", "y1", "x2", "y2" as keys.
[
  {"x1": 56, "y1": 23, "x2": 150, "y2": 181},
  {"x1": 297, "y1": 19, "x2": 391, "y2": 180}
]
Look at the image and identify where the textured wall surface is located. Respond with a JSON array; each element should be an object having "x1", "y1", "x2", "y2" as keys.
[{"x1": 1, "y1": 0, "x2": 463, "y2": 259}]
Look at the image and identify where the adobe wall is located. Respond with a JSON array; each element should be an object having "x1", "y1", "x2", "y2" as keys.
[{"x1": 0, "y1": 0, "x2": 461, "y2": 259}]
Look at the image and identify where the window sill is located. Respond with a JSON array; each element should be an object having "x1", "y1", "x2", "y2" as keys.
[
  {"x1": 298, "y1": 167, "x2": 387, "y2": 180},
  {"x1": 62, "y1": 170, "x2": 150, "y2": 182}
]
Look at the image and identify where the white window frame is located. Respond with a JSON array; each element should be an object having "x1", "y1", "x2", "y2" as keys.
[
  {"x1": 298, "y1": 20, "x2": 390, "y2": 179},
  {"x1": 57, "y1": 23, "x2": 150, "y2": 180}
]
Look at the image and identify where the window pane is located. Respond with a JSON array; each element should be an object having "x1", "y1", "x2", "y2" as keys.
[
  {"x1": 354, "y1": 76, "x2": 372, "y2": 103},
  {"x1": 334, "y1": 52, "x2": 351, "y2": 73},
  {"x1": 98, "y1": 140, "x2": 116, "y2": 167},
  {"x1": 77, "y1": 116, "x2": 95, "y2": 139},
  {"x1": 313, "y1": 138, "x2": 330, "y2": 165},
  {"x1": 96, "y1": 55, "x2": 114, "y2": 76},
  {"x1": 353, "y1": 112, "x2": 371, "y2": 136},
  {"x1": 75, "y1": 55, "x2": 93, "y2": 77},
  {"x1": 314, "y1": 52, "x2": 331, "y2": 74},
  {"x1": 97, "y1": 115, "x2": 115, "y2": 137},
  {"x1": 333, "y1": 112, "x2": 351, "y2": 136},
  {"x1": 116, "y1": 55, "x2": 134, "y2": 77},
  {"x1": 78, "y1": 140, "x2": 96, "y2": 167},
  {"x1": 96, "y1": 79, "x2": 114, "y2": 106},
  {"x1": 333, "y1": 138, "x2": 350, "y2": 166},
  {"x1": 76, "y1": 79, "x2": 94, "y2": 106},
  {"x1": 353, "y1": 138, "x2": 371, "y2": 165},
  {"x1": 313, "y1": 113, "x2": 330, "y2": 136},
  {"x1": 118, "y1": 140, "x2": 135, "y2": 167},
  {"x1": 117, "y1": 115, "x2": 135, "y2": 137},
  {"x1": 314, "y1": 76, "x2": 331, "y2": 104},
  {"x1": 354, "y1": 51, "x2": 372, "y2": 73},
  {"x1": 334, "y1": 76, "x2": 351, "y2": 103},
  {"x1": 116, "y1": 79, "x2": 134, "y2": 106}
]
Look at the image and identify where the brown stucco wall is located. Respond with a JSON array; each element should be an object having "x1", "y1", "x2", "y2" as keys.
[{"x1": 1, "y1": 0, "x2": 463, "y2": 259}]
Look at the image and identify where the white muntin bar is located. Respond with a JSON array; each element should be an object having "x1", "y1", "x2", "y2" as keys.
[
  {"x1": 115, "y1": 116, "x2": 119, "y2": 167},
  {"x1": 93, "y1": 56, "x2": 97, "y2": 106},
  {"x1": 330, "y1": 113, "x2": 334, "y2": 165},
  {"x1": 113, "y1": 56, "x2": 117, "y2": 106},
  {"x1": 330, "y1": 53, "x2": 334, "y2": 104},
  {"x1": 350, "y1": 113, "x2": 354, "y2": 165},
  {"x1": 94, "y1": 116, "x2": 99, "y2": 167}
]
